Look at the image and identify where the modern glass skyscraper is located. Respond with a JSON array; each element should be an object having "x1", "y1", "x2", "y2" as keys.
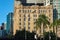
[
  {"x1": 6, "y1": 13, "x2": 13, "y2": 34},
  {"x1": 53, "y1": 0, "x2": 60, "y2": 19}
]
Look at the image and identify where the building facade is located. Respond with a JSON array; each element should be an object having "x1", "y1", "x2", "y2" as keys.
[
  {"x1": 1, "y1": 23, "x2": 6, "y2": 30},
  {"x1": 53, "y1": 0, "x2": 60, "y2": 37},
  {"x1": 0, "y1": 30, "x2": 6, "y2": 37},
  {"x1": 6, "y1": 13, "x2": 13, "y2": 34},
  {"x1": 53, "y1": 0, "x2": 60, "y2": 19},
  {"x1": 45, "y1": 0, "x2": 53, "y2": 6},
  {"x1": 45, "y1": 0, "x2": 60, "y2": 19},
  {"x1": 15, "y1": 0, "x2": 44, "y2": 6},
  {"x1": 44, "y1": 0, "x2": 60, "y2": 37},
  {"x1": 0, "y1": 23, "x2": 7, "y2": 37},
  {"x1": 13, "y1": 0, "x2": 53, "y2": 35}
]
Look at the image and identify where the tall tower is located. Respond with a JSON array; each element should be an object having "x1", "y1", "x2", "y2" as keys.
[
  {"x1": 6, "y1": 12, "x2": 13, "y2": 34},
  {"x1": 55, "y1": 0, "x2": 60, "y2": 19}
]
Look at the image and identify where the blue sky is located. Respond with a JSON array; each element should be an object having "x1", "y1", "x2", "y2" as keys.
[{"x1": 0, "y1": 0, "x2": 14, "y2": 25}]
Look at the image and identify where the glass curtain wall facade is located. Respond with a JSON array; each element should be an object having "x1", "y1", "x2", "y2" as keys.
[
  {"x1": 53, "y1": 0, "x2": 60, "y2": 19},
  {"x1": 6, "y1": 13, "x2": 13, "y2": 34}
]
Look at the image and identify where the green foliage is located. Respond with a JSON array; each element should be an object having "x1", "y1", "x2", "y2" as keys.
[
  {"x1": 14, "y1": 29, "x2": 36, "y2": 40},
  {"x1": 44, "y1": 32, "x2": 56, "y2": 40},
  {"x1": 51, "y1": 19, "x2": 60, "y2": 27},
  {"x1": 6, "y1": 34, "x2": 13, "y2": 39},
  {"x1": 35, "y1": 14, "x2": 50, "y2": 29}
]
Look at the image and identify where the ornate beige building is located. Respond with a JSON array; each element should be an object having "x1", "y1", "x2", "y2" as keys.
[{"x1": 13, "y1": 2, "x2": 53, "y2": 35}]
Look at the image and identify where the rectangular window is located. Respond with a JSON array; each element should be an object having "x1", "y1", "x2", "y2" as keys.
[
  {"x1": 28, "y1": 27, "x2": 30, "y2": 29},
  {"x1": 19, "y1": 26, "x2": 21, "y2": 29},
  {"x1": 28, "y1": 22, "x2": 30, "y2": 25},
  {"x1": 41, "y1": 10, "x2": 42, "y2": 13},
  {"x1": 24, "y1": 18, "x2": 26, "y2": 21},
  {"x1": 24, "y1": 14, "x2": 26, "y2": 17},
  {"x1": 19, "y1": 10, "x2": 21, "y2": 13},
  {"x1": 38, "y1": 10, "x2": 40, "y2": 13},
  {"x1": 22, "y1": 10, "x2": 24, "y2": 13},
  {"x1": 19, "y1": 15, "x2": 21, "y2": 17},
  {"x1": 24, "y1": 25, "x2": 26, "y2": 29},
  {"x1": 49, "y1": 10, "x2": 51, "y2": 13},
  {"x1": 28, "y1": 18, "x2": 30, "y2": 21},
  {"x1": 28, "y1": 14, "x2": 30, "y2": 17},
  {"x1": 27, "y1": 10, "x2": 29, "y2": 13},
  {"x1": 19, "y1": 19, "x2": 21, "y2": 21},
  {"x1": 34, "y1": 18, "x2": 37, "y2": 21},
  {"x1": 28, "y1": 25, "x2": 30, "y2": 31},
  {"x1": 24, "y1": 22, "x2": 25, "y2": 25},
  {"x1": 33, "y1": 14, "x2": 37, "y2": 17},
  {"x1": 19, "y1": 23, "x2": 21, "y2": 25},
  {"x1": 34, "y1": 22, "x2": 36, "y2": 24}
]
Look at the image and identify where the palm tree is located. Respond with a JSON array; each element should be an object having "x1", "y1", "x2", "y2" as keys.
[
  {"x1": 50, "y1": 19, "x2": 60, "y2": 40},
  {"x1": 35, "y1": 14, "x2": 50, "y2": 40}
]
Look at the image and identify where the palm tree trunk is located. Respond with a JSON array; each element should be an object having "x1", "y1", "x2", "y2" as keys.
[
  {"x1": 49, "y1": 25, "x2": 51, "y2": 40},
  {"x1": 43, "y1": 25, "x2": 44, "y2": 40},
  {"x1": 53, "y1": 26, "x2": 57, "y2": 40},
  {"x1": 53, "y1": 26, "x2": 55, "y2": 33},
  {"x1": 56, "y1": 26, "x2": 57, "y2": 40},
  {"x1": 49, "y1": 26, "x2": 50, "y2": 40},
  {"x1": 42, "y1": 24, "x2": 46, "y2": 40},
  {"x1": 40, "y1": 27, "x2": 41, "y2": 40},
  {"x1": 41, "y1": 23, "x2": 44, "y2": 40}
]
